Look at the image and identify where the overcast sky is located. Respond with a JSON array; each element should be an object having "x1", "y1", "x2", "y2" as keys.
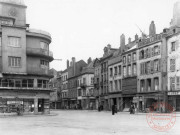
[{"x1": 24, "y1": 0, "x2": 178, "y2": 71}]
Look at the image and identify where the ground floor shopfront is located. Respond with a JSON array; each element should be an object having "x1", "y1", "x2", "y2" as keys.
[
  {"x1": 136, "y1": 91, "x2": 166, "y2": 112},
  {"x1": 168, "y1": 91, "x2": 180, "y2": 112},
  {"x1": 108, "y1": 93, "x2": 123, "y2": 111},
  {"x1": 0, "y1": 90, "x2": 51, "y2": 114},
  {"x1": 99, "y1": 96, "x2": 109, "y2": 111},
  {"x1": 77, "y1": 97, "x2": 96, "y2": 110}
]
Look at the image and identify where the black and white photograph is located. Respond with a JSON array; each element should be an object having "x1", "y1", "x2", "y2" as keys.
[{"x1": 0, "y1": 0, "x2": 180, "y2": 134}]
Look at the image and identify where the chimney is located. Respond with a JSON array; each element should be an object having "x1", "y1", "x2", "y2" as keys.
[
  {"x1": 128, "y1": 37, "x2": 131, "y2": 44},
  {"x1": 149, "y1": 21, "x2": 156, "y2": 37},
  {"x1": 120, "y1": 34, "x2": 125, "y2": 53},
  {"x1": 172, "y1": 1, "x2": 180, "y2": 26},
  {"x1": 107, "y1": 44, "x2": 111, "y2": 48},
  {"x1": 135, "y1": 34, "x2": 138, "y2": 40},
  {"x1": 87, "y1": 57, "x2": 92, "y2": 64},
  {"x1": 72, "y1": 57, "x2": 76, "y2": 76},
  {"x1": 67, "y1": 60, "x2": 69, "y2": 68}
]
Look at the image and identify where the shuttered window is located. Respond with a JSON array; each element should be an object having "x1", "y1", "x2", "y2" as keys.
[
  {"x1": 170, "y1": 77, "x2": 175, "y2": 91},
  {"x1": 170, "y1": 59, "x2": 176, "y2": 72}
]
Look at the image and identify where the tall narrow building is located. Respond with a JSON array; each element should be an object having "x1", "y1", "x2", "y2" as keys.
[{"x1": 0, "y1": 0, "x2": 54, "y2": 114}]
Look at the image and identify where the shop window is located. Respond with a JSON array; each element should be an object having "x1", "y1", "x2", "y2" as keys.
[
  {"x1": 154, "y1": 77, "x2": 159, "y2": 91},
  {"x1": 170, "y1": 77, "x2": 175, "y2": 90},
  {"x1": 170, "y1": 59, "x2": 176, "y2": 72}
]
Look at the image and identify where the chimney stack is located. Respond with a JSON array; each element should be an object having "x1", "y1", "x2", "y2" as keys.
[
  {"x1": 67, "y1": 60, "x2": 69, "y2": 68},
  {"x1": 72, "y1": 57, "x2": 76, "y2": 76},
  {"x1": 120, "y1": 34, "x2": 125, "y2": 53},
  {"x1": 107, "y1": 44, "x2": 111, "y2": 49},
  {"x1": 149, "y1": 21, "x2": 156, "y2": 37},
  {"x1": 135, "y1": 34, "x2": 138, "y2": 40},
  {"x1": 87, "y1": 57, "x2": 92, "y2": 64},
  {"x1": 128, "y1": 37, "x2": 131, "y2": 44}
]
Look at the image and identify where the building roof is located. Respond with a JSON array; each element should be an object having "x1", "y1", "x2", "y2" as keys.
[{"x1": 0, "y1": 0, "x2": 25, "y2": 5}]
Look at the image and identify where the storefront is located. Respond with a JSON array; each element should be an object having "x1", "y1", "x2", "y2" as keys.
[
  {"x1": 168, "y1": 91, "x2": 180, "y2": 111},
  {"x1": 108, "y1": 93, "x2": 122, "y2": 111}
]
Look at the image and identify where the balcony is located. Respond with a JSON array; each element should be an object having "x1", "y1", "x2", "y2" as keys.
[
  {"x1": 27, "y1": 67, "x2": 54, "y2": 78},
  {"x1": 80, "y1": 83, "x2": 87, "y2": 89},
  {"x1": 0, "y1": 82, "x2": 51, "y2": 91},
  {"x1": 26, "y1": 48, "x2": 54, "y2": 61}
]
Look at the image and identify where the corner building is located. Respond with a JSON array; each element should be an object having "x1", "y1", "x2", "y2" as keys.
[{"x1": 0, "y1": 0, "x2": 53, "y2": 114}]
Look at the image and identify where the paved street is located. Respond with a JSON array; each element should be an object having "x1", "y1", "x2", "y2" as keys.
[{"x1": 0, "y1": 110, "x2": 180, "y2": 135}]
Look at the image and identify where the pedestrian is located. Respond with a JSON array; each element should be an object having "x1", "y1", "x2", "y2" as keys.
[
  {"x1": 112, "y1": 104, "x2": 115, "y2": 115},
  {"x1": 115, "y1": 105, "x2": 117, "y2": 113}
]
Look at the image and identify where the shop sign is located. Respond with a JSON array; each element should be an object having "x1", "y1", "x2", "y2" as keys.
[
  {"x1": 7, "y1": 101, "x2": 23, "y2": 105},
  {"x1": 168, "y1": 91, "x2": 180, "y2": 96}
]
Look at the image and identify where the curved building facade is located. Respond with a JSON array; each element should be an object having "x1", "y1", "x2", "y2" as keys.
[{"x1": 0, "y1": 0, "x2": 54, "y2": 114}]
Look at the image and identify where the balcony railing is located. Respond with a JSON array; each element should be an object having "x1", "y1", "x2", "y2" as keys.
[
  {"x1": 27, "y1": 67, "x2": 54, "y2": 77},
  {"x1": 80, "y1": 83, "x2": 87, "y2": 88},
  {"x1": 26, "y1": 48, "x2": 53, "y2": 60},
  {"x1": 0, "y1": 82, "x2": 50, "y2": 90}
]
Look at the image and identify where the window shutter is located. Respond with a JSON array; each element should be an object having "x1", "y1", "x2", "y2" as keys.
[
  {"x1": 158, "y1": 46, "x2": 161, "y2": 55},
  {"x1": 149, "y1": 47, "x2": 151, "y2": 57},
  {"x1": 152, "y1": 48, "x2": 154, "y2": 57},
  {"x1": 144, "y1": 50, "x2": 146, "y2": 59},
  {"x1": 151, "y1": 61, "x2": 154, "y2": 73},
  {"x1": 175, "y1": 40, "x2": 179, "y2": 51},
  {"x1": 158, "y1": 59, "x2": 161, "y2": 72}
]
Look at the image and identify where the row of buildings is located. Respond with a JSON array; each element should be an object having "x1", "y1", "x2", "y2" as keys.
[{"x1": 51, "y1": 1, "x2": 180, "y2": 112}]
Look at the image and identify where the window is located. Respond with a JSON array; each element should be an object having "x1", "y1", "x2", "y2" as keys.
[
  {"x1": 170, "y1": 59, "x2": 176, "y2": 72},
  {"x1": 154, "y1": 59, "x2": 159, "y2": 72},
  {"x1": 40, "y1": 60, "x2": 49, "y2": 67},
  {"x1": 133, "y1": 64, "x2": 136, "y2": 75},
  {"x1": 170, "y1": 77, "x2": 175, "y2": 90},
  {"x1": 40, "y1": 42, "x2": 48, "y2": 50},
  {"x1": 171, "y1": 42, "x2": 176, "y2": 52},
  {"x1": 114, "y1": 67, "x2": 117, "y2": 75},
  {"x1": 0, "y1": 37, "x2": 1, "y2": 46},
  {"x1": 123, "y1": 66, "x2": 126, "y2": 77},
  {"x1": 78, "y1": 89, "x2": 81, "y2": 96},
  {"x1": 147, "y1": 61, "x2": 151, "y2": 74},
  {"x1": 128, "y1": 55, "x2": 131, "y2": 63},
  {"x1": 154, "y1": 46, "x2": 159, "y2": 55},
  {"x1": 38, "y1": 80, "x2": 48, "y2": 88},
  {"x1": 133, "y1": 53, "x2": 136, "y2": 61},
  {"x1": 119, "y1": 79, "x2": 121, "y2": 90},
  {"x1": 8, "y1": 37, "x2": 20, "y2": 47},
  {"x1": 110, "y1": 68, "x2": 113, "y2": 77},
  {"x1": 8, "y1": 57, "x2": 21, "y2": 67},
  {"x1": 83, "y1": 78, "x2": 86, "y2": 84},
  {"x1": 91, "y1": 77, "x2": 94, "y2": 85},
  {"x1": 110, "y1": 81, "x2": 113, "y2": 92},
  {"x1": 118, "y1": 65, "x2": 121, "y2": 75},
  {"x1": 141, "y1": 50, "x2": 144, "y2": 59},
  {"x1": 177, "y1": 77, "x2": 180, "y2": 90},
  {"x1": 115, "y1": 80, "x2": 118, "y2": 91},
  {"x1": 140, "y1": 80, "x2": 145, "y2": 92},
  {"x1": 128, "y1": 65, "x2": 131, "y2": 76},
  {"x1": 154, "y1": 78, "x2": 159, "y2": 91},
  {"x1": 147, "y1": 79, "x2": 151, "y2": 92},
  {"x1": 123, "y1": 56, "x2": 126, "y2": 64}
]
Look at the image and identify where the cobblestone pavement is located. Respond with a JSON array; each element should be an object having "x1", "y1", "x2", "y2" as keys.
[{"x1": 0, "y1": 110, "x2": 179, "y2": 135}]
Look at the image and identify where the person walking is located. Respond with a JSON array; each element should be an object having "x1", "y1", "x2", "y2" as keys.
[{"x1": 112, "y1": 104, "x2": 115, "y2": 115}]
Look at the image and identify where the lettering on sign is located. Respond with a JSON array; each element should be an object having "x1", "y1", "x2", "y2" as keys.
[{"x1": 168, "y1": 91, "x2": 180, "y2": 95}]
